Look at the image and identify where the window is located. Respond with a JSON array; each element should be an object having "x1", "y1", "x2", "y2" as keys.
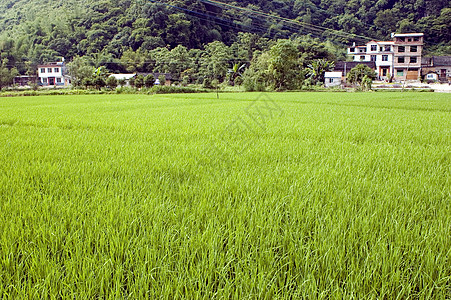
[
  {"x1": 398, "y1": 46, "x2": 405, "y2": 52},
  {"x1": 413, "y1": 37, "x2": 420, "y2": 41},
  {"x1": 359, "y1": 48, "x2": 365, "y2": 53},
  {"x1": 410, "y1": 57, "x2": 417, "y2": 63},
  {"x1": 40, "y1": 68, "x2": 45, "y2": 73},
  {"x1": 398, "y1": 56, "x2": 405, "y2": 63},
  {"x1": 384, "y1": 45, "x2": 391, "y2": 51},
  {"x1": 407, "y1": 38, "x2": 412, "y2": 42},
  {"x1": 56, "y1": 78, "x2": 62, "y2": 83},
  {"x1": 380, "y1": 47, "x2": 383, "y2": 51},
  {"x1": 410, "y1": 46, "x2": 417, "y2": 52},
  {"x1": 350, "y1": 48, "x2": 355, "y2": 52},
  {"x1": 371, "y1": 55, "x2": 376, "y2": 62},
  {"x1": 329, "y1": 78, "x2": 334, "y2": 83},
  {"x1": 398, "y1": 37, "x2": 405, "y2": 42},
  {"x1": 382, "y1": 55, "x2": 388, "y2": 61},
  {"x1": 360, "y1": 55, "x2": 365, "y2": 61},
  {"x1": 397, "y1": 69, "x2": 404, "y2": 76},
  {"x1": 54, "y1": 68, "x2": 59, "y2": 73},
  {"x1": 352, "y1": 56, "x2": 355, "y2": 60},
  {"x1": 42, "y1": 78, "x2": 48, "y2": 83},
  {"x1": 48, "y1": 68, "x2": 52, "y2": 73},
  {"x1": 371, "y1": 45, "x2": 377, "y2": 51}
]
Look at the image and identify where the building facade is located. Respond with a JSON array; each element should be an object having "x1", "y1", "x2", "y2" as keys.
[
  {"x1": 38, "y1": 61, "x2": 70, "y2": 86},
  {"x1": 347, "y1": 33, "x2": 424, "y2": 81},
  {"x1": 392, "y1": 33, "x2": 423, "y2": 80},
  {"x1": 421, "y1": 56, "x2": 451, "y2": 82},
  {"x1": 324, "y1": 72, "x2": 343, "y2": 87}
]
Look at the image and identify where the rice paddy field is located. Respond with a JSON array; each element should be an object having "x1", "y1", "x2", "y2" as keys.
[{"x1": 0, "y1": 92, "x2": 450, "y2": 299}]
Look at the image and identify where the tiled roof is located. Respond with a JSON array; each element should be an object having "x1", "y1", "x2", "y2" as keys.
[
  {"x1": 422, "y1": 56, "x2": 451, "y2": 67},
  {"x1": 334, "y1": 61, "x2": 376, "y2": 72}
]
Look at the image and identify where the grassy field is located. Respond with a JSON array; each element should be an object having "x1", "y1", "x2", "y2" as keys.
[{"x1": 0, "y1": 92, "x2": 450, "y2": 299}]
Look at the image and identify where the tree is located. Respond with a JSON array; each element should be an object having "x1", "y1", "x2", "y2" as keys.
[
  {"x1": 118, "y1": 79, "x2": 126, "y2": 87},
  {"x1": 135, "y1": 74, "x2": 144, "y2": 89},
  {"x1": 347, "y1": 64, "x2": 376, "y2": 85},
  {"x1": 144, "y1": 74, "x2": 155, "y2": 88},
  {"x1": 305, "y1": 59, "x2": 335, "y2": 85},
  {"x1": 227, "y1": 63, "x2": 246, "y2": 86},
  {"x1": 106, "y1": 76, "x2": 118, "y2": 89},
  {"x1": 129, "y1": 76, "x2": 135, "y2": 88},
  {"x1": 0, "y1": 60, "x2": 18, "y2": 90},
  {"x1": 158, "y1": 75, "x2": 166, "y2": 86},
  {"x1": 242, "y1": 52, "x2": 271, "y2": 91},
  {"x1": 67, "y1": 57, "x2": 93, "y2": 87},
  {"x1": 92, "y1": 66, "x2": 109, "y2": 90},
  {"x1": 268, "y1": 39, "x2": 302, "y2": 90},
  {"x1": 201, "y1": 41, "x2": 231, "y2": 82},
  {"x1": 361, "y1": 75, "x2": 373, "y2": 91}
]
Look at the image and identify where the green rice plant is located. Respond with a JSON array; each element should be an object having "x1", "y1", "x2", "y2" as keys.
[{"x1": 0, "y1": 92, "x2": 450, "y2": 299}]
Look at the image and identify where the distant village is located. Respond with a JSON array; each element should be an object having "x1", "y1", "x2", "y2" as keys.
[{"x1": 12, "y1": 32, "x2": 451, "y2": 89}]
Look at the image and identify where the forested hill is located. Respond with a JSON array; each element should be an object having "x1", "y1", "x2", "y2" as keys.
[{"x1": 0, "y1": 0, "x2": 450, "y2": 70}]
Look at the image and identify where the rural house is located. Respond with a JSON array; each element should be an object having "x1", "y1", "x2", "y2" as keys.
[
  {"x1": 324, "y1": 72, "x2": 342, "y2": 87},
  {"x1": 347, "y1": 33, "x2": 424, "y2": 81},
  {"x1": 421, "y1": 56, "x2": 451, "y2": 82},
  {"x1": 38, "y1": 60, "x2": 71, "y2": 86}
]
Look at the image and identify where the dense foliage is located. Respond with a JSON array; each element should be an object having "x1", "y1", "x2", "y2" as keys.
[{"x1": 0, "y1": 0, "x2": 450, "y2": 87}]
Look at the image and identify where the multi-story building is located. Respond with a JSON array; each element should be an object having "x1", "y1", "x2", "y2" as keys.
[
  {"x1": 347, "y1": 33, "x2": 424, "y2": 81},
  {"x1": 392, "y1": 33, "x2": 424, "y2": 80},
  {"x1": 348, "y1": 41, "x2": 394, "y2": 79},
  {"x1": 37, "y1": 60, "x2": 71, "y2": 86}
]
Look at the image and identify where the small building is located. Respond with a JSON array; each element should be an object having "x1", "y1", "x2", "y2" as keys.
[
  {"x1": 325, "y1": 72, "x2": 342, "y2": 87},
  {"x1": 38, "y1": 61, "x2": 70, "y2": 86},
  {"x1": 13, "y1": 75, "x2": 38, "y2": 87},
  {"x1": 421, "y1": 56, "x2": 451, "y2": 82}
]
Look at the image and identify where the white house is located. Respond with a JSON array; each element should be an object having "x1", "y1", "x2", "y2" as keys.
[
  {"x1": 348, "y1": 40, "x2": 395, "y2": 80},
  {"x1": 38, "y1": 61, "x2": 70, "y2": 86},
  {"x1": 325, "y1": 72, "x2": 342, "y2": 87}
]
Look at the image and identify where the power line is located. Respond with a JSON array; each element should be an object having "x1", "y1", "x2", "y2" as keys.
[{"x1": 200, "y1": 0, "x2": 374, "y2": 42}]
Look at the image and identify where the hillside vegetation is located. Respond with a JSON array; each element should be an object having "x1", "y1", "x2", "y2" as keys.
[{"x1": 1, "y1": 0, "x2": 450, "y2": 57}]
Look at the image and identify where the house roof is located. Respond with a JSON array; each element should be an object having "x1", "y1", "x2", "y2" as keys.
[
  {"x1": 325, "y1": 72, "x2": 342, "y2": 77},
  {"x1": 137, "y1": 72, "x2": 173, "y2": 80},
  {"x1": 365, "y1": 40, "x2": 394, "y2": 46},
  {"x1": 392, "y1": 32, "x2": 424, "y2": 37},
  {"x1": 333, "y1": 61, "x2": 376, "y2": 72},
  {"x1": 432, "y1": 56, "x2": 451, "y2": 66},
  {"x1": 422, "y1": 56, "x2": 451, "y2": 67},
  {"x1": 38, "y1": 62, "x2": 65, "y2": 67},
  {"x1": 109, "y1": 73, "x2": 136, "y2": 80}
]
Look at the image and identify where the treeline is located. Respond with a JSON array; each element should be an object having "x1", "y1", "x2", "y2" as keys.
[{"x1": 63, "y1": 36, "x2": 343, "y2": 91}]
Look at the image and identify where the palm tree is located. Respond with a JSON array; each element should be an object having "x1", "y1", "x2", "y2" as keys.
[
  {"x1": 227, "y1": 63, "x2": 246, "y2": 86},
  {"x1": 305, "y1": 59, "x2": 335, "y2": 85}
]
